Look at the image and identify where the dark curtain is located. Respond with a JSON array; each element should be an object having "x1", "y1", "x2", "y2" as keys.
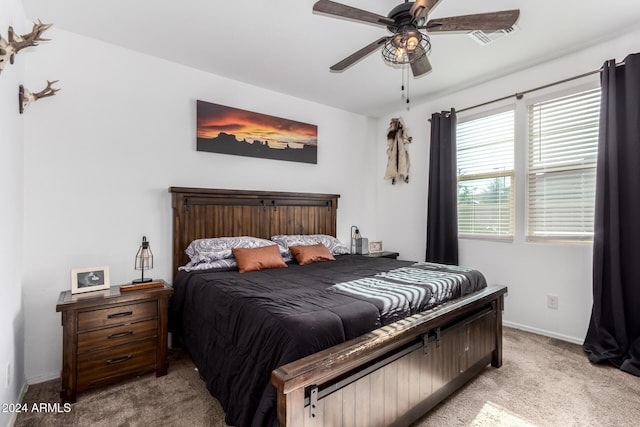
[
  {"x1": 583, "y1": 53, "x2": 640, "y2": 376},
  {"x1": 426, "y1": 109, "x2": 458, "y2": 265}
]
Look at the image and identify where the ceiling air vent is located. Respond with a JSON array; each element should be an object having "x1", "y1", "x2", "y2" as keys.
[{"x1": 468, "y1": 24, "x2": 519, "y2": 46}]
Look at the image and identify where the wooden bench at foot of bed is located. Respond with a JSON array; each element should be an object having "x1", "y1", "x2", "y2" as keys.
[{"x1": 272, "y1": 284, "x2": 506, "y2": 427}]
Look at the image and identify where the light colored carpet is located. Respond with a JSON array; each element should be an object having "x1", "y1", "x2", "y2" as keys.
[
  {"x1": 414, "y1": 328, "x2": 639, "y2": 427},
  {"x1": 14, "y1": 327, "x2": 640, "y2": 427}
]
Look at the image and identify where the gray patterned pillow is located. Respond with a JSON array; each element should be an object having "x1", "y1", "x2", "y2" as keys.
[
  {"x1": 179, "y1": 258, "x2": 238, "y2": 272},
  {"x1": 271, "y1": 234, "x2": 350, "y2": 257},
  {"x1": 185, "y1": 236, "x2": 286, "y2": 262}
]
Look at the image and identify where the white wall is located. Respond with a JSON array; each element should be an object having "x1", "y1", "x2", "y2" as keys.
[
  {"x1": 0, "y1": 0, "x2": 27, "y2": 423},
  {"x1": 22, "y1": 29, "x2": 378, "y2": 382},
  {"x1": 375, "y1": 28, "x2": 640, "y2": 343}
]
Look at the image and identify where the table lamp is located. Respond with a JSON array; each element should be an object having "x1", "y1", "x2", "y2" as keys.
[{"x1": 133, "y1": 236, "x2": 153, "y2": 283}]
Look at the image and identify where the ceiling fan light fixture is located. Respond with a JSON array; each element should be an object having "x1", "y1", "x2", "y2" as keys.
[{"x1": 382, "y1": 31, "x2": 430, "y2": 66}]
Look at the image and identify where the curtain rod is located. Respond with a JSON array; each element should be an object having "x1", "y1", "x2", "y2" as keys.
[{"x1": 457, "y1": 59, "x2": 626, "y2": 114}]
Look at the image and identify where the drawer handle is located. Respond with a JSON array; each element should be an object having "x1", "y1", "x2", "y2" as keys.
[
  {"x1": 106, "y1": 355, "x2": 133, "y2": 365},
  {"x1": 107, "y1": 331, "x2": 133, "y2": 339},
  {"x1": 107, "y1": 311, "x2": 133, "y2": 319}
]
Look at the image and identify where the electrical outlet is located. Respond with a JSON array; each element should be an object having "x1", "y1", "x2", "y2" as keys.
[{"x1": 547, "y1": 295, "x2": 558, "y2": 310}]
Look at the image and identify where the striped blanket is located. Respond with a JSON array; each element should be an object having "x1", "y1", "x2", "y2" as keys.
[{"x1": 330, "y1": 262, "x2": 486, "y2": 325}]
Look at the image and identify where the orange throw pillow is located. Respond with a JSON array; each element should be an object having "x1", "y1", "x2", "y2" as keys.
[
  {"x1": 232, "y1": 245, "x2": 287, "y2": 273},
  {"x1": 289, "y1": 243, "x2": 336, "y2": 265}
]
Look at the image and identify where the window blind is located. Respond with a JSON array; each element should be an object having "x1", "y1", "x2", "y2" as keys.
[
  {"x1": 457, "y1": 109, "x2": 515, "y2": 239},
  {"x1": 527, "y1": 88, "x2": 600, "y2": 242}
]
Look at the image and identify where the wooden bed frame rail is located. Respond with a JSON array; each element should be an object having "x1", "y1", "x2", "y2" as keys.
[{"x1": 272, "y1": 285, "x2": 506, "y2": 427}]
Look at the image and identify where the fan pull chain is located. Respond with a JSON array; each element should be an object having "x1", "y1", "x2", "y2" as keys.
[
  {"x1": 406, "y1": 66, "x2": 410, "y2": 110},
  {"x1": 399, "y1": 66, "x2": 411, "y2": 110}
]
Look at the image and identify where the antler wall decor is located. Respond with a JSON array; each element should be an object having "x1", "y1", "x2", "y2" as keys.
[
  {"x1": 19, "y1": 80, "x2": 60, "y2": 113},
  {"x1": 0, "y1": 20, "x2": 52, "y2": 75}
]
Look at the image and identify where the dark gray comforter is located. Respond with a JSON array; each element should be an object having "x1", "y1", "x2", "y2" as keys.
[{"x1": 169, "y1": 255, "x2": 486, "y2": 427}]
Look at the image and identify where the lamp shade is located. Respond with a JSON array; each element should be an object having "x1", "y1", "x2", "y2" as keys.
[{"x1": 133, "y1": 236, "x2": 153, "y2": 283}]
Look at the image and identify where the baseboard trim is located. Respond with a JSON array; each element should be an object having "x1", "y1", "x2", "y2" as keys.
[
  {"x1": 503, "y1": 321, "x2": 584, "y2": 345},
  {"x1": 8, "y1": 380, "x2": 29, "y2": 427},
  {"x1": 25, "y1": 372, "x2": 60, "y2": 385}
]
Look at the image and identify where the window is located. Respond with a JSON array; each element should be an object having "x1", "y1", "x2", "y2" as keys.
[
  {"x1": 457, "y1": 109, "x2": 515, "y2": 240},
  {"x1": 527, "y1": 88, "x2": 600, "y2": 242}
]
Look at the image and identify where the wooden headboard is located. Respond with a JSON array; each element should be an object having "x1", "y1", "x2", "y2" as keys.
[{"x1": 169, "y1": 187, "x2": 340, "y2": 274}]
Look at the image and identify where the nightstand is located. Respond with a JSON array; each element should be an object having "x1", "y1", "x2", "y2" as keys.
[
  {"x1": 56, "y1": 281, "x2": 172, "y2": 403},
  {"x1": 363, "y1": 251, "x2": 399, "y2": 259}
]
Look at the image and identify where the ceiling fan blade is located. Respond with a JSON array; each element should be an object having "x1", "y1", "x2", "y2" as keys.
[
  {"x1": 410, "y1": 0, "x2": 443, "y2": 20},
  {"x1": 313, "y1": 0, "x2": 394, "y2": 27},
  {"x1": 330, "y1": 37, "x2": 388, "y2": 71},
  {"x1": 425, "y1": 9, "x2": 520, "y2": 33},
  {"x1": 409, "y1": 54, "x2": 432, "y2": 77}
]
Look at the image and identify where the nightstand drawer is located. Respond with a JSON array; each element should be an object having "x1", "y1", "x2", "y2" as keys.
[
  {"x1": 77, "y1": 339, "x2": 157, "y2": 391},
  {"x1": 78, "y1": 301, "x2": 157, "y2": 331},
  {"x1": 77, "y1": 319, "x2": 158, "y2": 353}
]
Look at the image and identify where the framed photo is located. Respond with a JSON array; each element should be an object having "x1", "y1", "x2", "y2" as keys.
[
  {"x1": 71, "y1": 266, "x2": 110, "y2": 294},
  {"x1": 369, "y1": 241, "x2": 383, "y2": 253}
]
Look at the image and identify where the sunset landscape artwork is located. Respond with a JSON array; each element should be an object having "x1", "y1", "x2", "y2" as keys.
[{"x1": 197, "y1": 100, "x2": 318, "y2": 164}]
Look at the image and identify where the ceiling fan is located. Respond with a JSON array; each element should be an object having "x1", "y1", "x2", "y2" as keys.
[{"x1": 313, "y1": 0, "x2": 520, "y2": 77}]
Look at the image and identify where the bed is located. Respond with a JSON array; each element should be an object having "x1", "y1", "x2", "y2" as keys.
[{"x1": 169, "y1": 187, "x2": 507, "y2": 427}]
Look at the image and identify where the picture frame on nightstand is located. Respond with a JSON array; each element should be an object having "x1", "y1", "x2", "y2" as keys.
[
  {"x1": 70, "y1": 265, "x2": 110, "y2": 294},
  {"x1": 369, "y1": 241, "x2": 383, "y2": 253}
]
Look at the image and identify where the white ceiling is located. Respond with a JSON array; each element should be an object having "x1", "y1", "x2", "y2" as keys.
[{"x1": 21, "y1": 0, "x2": 640, "y2": 117}]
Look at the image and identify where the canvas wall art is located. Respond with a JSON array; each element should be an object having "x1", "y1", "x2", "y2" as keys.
[{"x1": 197, "y1": 100, "x2": 318, "y2": 164}]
